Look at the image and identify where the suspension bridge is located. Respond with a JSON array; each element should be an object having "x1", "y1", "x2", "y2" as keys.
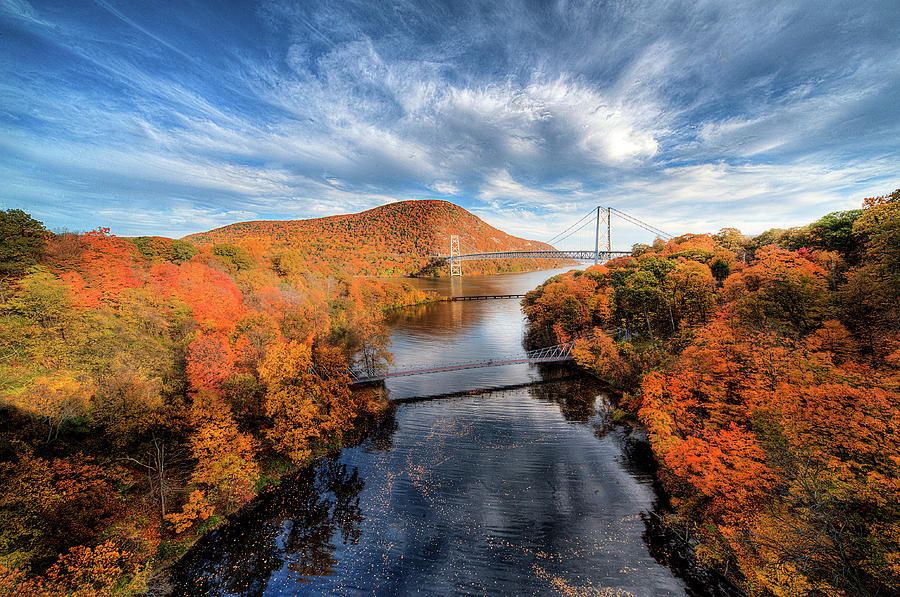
[
  {"x1": 439, "y1": 206, "x2": 672, "y2": 276},
  {"x1": 340, "y1": 206, "x2": 662, "y2": 385}
]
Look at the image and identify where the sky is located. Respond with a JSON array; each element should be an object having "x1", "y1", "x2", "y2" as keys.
[{"x1": 1, "y1": 0, "x2": 898, "y2": 248}]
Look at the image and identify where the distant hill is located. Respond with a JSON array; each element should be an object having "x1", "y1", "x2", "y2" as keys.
[{"x1": 182, "y1": 200, "x2": 563, "y2": 276}]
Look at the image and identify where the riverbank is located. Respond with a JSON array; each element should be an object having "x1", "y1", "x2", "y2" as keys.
[
  {"x1": 519, "y1": 203, "x2": 900, "y2": 595},
  {"x1": 159, "y1": 267, "x2": 737, "y2": 595},
  {"x1": 146, "y1": 384, "x2": 393, "y2": 594},
  {"x1": 163, "y1": 378, "x2": 711, "y2": 595}
]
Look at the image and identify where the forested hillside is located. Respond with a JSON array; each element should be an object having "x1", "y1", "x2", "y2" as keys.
[
  {"x1": 183, "y1": 199, "x2": 566, "y2": 276},
  {"x1": 522, "y1": 190, "x2": 900, "y2": 596},
  {"x1": 0, "y1": 215, "x2": 433, "y2": 594}
]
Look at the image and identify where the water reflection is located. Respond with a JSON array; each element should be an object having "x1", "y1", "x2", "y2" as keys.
[
  {"x1": 169, "y1": 459, "x2": 367, "y2": 596},
  {"x1": 529, "y1": 374, "x2": 609, "y2": 424},
  {"x1": 169, "y1": 269, "x2": 714, "y2": 596},
  {"x1": 171, "y1": 379, "x2": 694, "y2": 596},
  {"x1": 382, "y1": 268, "x2": 581, "y2": 401}
]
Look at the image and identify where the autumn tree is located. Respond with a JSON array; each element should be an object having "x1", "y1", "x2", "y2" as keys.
[
  {"x1": 186, "y1": 332, "x2": 236, "y2": 391},
  {"x1": 8, "y1": 267, "x2": 72, "y2": 332},
  {"x1": 211, "y1": 243, "x2": 254, "y2": 272},
  {"x1": 0, "y1": 210, "x2": 47, "y2": 304},
  {"x1": 841, "y1": 193, "x2": 900, "y2": 338},
  {"x1": 20, "y1": 374, "x2": 92, "y2": 442},
  {"x1": 737, "y1": 246, "x2": 829, "y2": 334},
  {"x1": 259, "y1": 341, "x2": 361, "y2": 462},
  {"x1": 570, "y1": 332, "x2": 633, "y2": 389},
  {"x1": 666, "y1": 260, "x2": 716, "y2": 331}
]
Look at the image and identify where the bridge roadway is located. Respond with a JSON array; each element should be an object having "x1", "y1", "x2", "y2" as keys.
[
  {"x1": 349, "y1": 337, "x2": 585, "y2": 384},
  {"x1": 349, "y1": 355, "x2": 574, "y2": 384},
  {"x1": 436, "y1": 249, "x2": 632, "y2": 262},
  {"x1": 446, "y1": 294, "x2": 525, "y2": 301},
  {"x1": 346, "y1": 328, "x2": 632, "y2": 384}
]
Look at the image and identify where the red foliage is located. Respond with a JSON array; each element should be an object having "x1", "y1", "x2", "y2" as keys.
[
  {"x1": 186, "y1": 333, "x2": 236, "y2": 391},
  {"x1": 151, "y1": 261, "x2": 245, "y2": 331}
]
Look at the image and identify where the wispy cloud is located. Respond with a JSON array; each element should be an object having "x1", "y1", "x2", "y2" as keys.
[{"x1": 0, "y1": 0, "x2": 897, "y2": 241}]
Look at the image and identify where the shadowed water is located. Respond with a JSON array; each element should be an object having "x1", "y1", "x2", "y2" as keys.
[{"x1": 168, "y1": 268, "x2": 700, "y2": 596}]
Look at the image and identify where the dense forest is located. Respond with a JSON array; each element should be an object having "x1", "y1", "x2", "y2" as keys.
[
  {"x1": 0, "y1": 215, "x2": 435, "y2": 594},
  {"x1": 184, "y1": 199, "x2": 568, "y2": 277},
  {"x1": 522, "y1": 190, "x2": 900, "y2": 596}
]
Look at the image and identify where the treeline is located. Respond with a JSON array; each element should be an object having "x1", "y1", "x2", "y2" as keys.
[
  {"x1": 184, "y1": 200, "x2": 568, "y2": 277},
  {"x1": 522, "y1": 190, "x2": 900, "y2": 596},
  {"x1": 0, "y1": 213, "x2": 434, "y2": 595}
]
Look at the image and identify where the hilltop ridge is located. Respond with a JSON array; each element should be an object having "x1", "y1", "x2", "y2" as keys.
[{"x1": 182, "y1": 200, "x2": 561, "y2": 276}]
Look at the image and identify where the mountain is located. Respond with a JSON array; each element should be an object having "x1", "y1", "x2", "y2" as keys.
[{"x1": 182, "y1": 200, "x2": 562, "y2": 276}]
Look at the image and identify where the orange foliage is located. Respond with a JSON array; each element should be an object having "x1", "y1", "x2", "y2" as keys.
[
  {"x1": 187, "y1": 390, "x2": 258, "y2": 507},
  {"x1": 55, "y1": 229, "x2": 141, "y2": 306},
  {"x1": 571, "y1": 331, "x2": 632, "y2": 388},
  {"x1": 522, "y1": 204, "x2": 900, "y2": 594},
  {"x1": 1, "y1": 540, "x2": 141, "y2": 596},
  {"x1": 523, "y1": 266, "x2": 612, "y2": 339},
  {"x1": 259, "y1": 341, "x2": 365, "y2": 462},
  {"x1": 186, "y1": 333, "x2": 235, "y2": 391},
  {"x1": 166, "y1": 489, "x2": 214, "y2": 535},
  {"x1": 184, "y1": 199, "x2": 566, "y2": 277},
  {"x1": 151, "y1": 261, "x2": 245, "y2": 331}
]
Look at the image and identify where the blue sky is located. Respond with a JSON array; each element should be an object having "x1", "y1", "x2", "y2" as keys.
[{"x1": 1, "y1": 0, "x2": 898, "y2": 247}]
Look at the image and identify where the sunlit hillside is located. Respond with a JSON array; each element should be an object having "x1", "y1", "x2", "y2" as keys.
[{"x1": 182, "y1": 200, "x2": 563, "y2": 276}]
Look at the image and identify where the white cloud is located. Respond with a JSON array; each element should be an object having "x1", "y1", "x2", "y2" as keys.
[{"x1": 1, "y1": 0, "x2": 898, "y2": 240}]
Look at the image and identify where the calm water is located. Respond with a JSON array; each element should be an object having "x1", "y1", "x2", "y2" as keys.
[{"x1": 169, "y1": 267, "x2": 696, "y2": 596}]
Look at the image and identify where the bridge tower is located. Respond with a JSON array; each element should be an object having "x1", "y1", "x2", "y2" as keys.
[
  {"x1": 594, "y1": 206, "x2": 612, "y2": 265},
  {"x1": 449, "y1": 234, "x2": 462, "y2": 276}
]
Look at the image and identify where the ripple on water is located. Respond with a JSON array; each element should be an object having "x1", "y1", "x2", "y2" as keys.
[{"x1": 169, "y1": 380, "x2": 691, "y2": 597}]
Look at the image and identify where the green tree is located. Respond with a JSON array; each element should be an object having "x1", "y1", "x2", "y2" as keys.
[
  {"x1": 211, "y1": 244, "x2": 253, "y2": 271},
  {"x1": 170, "y1": 239, "x2": 198, "y2": 263},
  {"x1": 809, "y1": 210, "x2": 862, "y2": 259},
  {"x1": 0, "y1": 210, "x2": 47, "y2": 277},
  {"x1": 710, "y1": 258, "x2": 731, "y2": 282},
  {"x1": 0, "y1": 210, "x2": 48, "y2": 302},
  {"x1": 620, "y1": 269, "x2": 664, "y2": 343}
]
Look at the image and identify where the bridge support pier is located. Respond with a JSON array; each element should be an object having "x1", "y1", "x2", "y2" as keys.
[
  {"x1": 450, "y1": 235, "x2": 462, "y2": 276},
  {"x1": 594, "y1": 206, "x2": 612, "y2": 265}
]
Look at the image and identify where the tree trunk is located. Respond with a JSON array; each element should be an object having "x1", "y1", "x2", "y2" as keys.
[{"x1": 644, "y1": 308, "x2": 656, "y2": 347}]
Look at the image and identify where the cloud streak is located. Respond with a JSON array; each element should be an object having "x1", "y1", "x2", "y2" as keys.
[{"x1": 0, "y1": 0, "x2": 897, "y2": 246}]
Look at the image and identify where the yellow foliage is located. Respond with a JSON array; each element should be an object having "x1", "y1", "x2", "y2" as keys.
[
  {"x1": 165, "y1": 489, "x2": 214, "y2": 534},
  {"x1": 9, "y1": 373, "x2": 92, "y2": 440},
  {"x1": 188, "y1": 389, "x2": 259, "y2": 509},
  {"x1": 259, "y1": 341, "x2": 359, "y2": 462}
]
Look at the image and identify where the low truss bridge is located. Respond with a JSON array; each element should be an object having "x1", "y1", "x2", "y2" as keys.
[
  {"x1": 349, "y1": 340, "x2": 576, "y2": 384},
  {"x1": 347, "y1": 329, "x2": 632, "y2": 384},
  {"x1": 446, "y1": 293, "x2": 525, "y2": 301}
]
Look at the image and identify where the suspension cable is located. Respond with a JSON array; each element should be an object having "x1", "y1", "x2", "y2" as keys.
[
  {"x1": 550, "y1": 215, "x2": 597, "y2": 247},
  {"x1": 609, "y1": 208, "x2": 672, "y2": 240},
  {"x1": 545, "y1": 209, "x2": 595, "y2": 245}
]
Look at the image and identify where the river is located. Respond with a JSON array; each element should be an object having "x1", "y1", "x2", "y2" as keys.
[{"x1": 168, "y1": 267, "x2": 708, "y2": 596}]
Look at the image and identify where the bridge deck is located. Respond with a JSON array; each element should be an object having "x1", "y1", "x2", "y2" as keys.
[
  {"x1": 435, "y1": 250, "x2": 631, "y2": 262},
  {"x1": 447, "y1": 294, "x2": 525, "y2": 301},
  {"x1": 351, "y1": 355, "x2": 573, "y2": 384},
  {"x1": 348, "y1": 330, "x2": 628, "y2": 385}
]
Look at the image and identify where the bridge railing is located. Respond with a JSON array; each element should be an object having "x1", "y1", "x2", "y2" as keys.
[
  {"x1": 304, "y1": 327, "x2": 636, "y2": 384},
  {"x1": 433, "y1": 250, "x2": 631, "y2": 262}
]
